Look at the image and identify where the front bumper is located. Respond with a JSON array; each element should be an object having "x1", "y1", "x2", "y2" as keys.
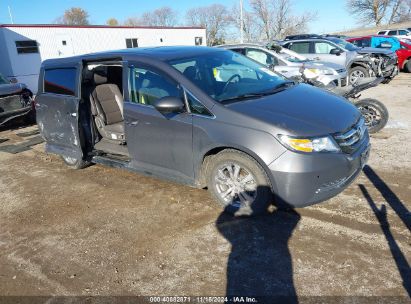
[
  {"x1": 268, "y1": 138, "x2": 370, "y2": 208},
  {"x1": 0, "y1": 94, "x2": 33, "y2": 125}
]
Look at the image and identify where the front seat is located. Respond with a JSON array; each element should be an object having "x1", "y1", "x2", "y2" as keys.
[{"x1": 89, "y1": 67, "x2": 125, "y2": 143}]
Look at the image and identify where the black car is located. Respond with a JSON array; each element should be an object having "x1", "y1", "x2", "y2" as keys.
[{"x1": 0, "y1": 73, "x2": 34, "y2": 126}]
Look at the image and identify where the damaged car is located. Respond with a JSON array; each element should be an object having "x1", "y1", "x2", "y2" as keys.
[
  {"x1": 217, "y1": 43, "x2": 348, "y2": 87},
  {"x1": 0, "y1": 72, "x2": 35, "y2": 126},
  {"x1": 281, "y1": 36, "x2": 398, "y2": 84},
  {"x1": 36, "y1": 47, "x2": 370, "y2": 216}
]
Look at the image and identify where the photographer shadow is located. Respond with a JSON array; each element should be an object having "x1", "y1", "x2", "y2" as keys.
[{"x1": 216, "y1": 192, "x2": 300, "y2": 302}]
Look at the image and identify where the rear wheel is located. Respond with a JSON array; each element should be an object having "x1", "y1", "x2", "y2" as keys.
[
  {"x1": 355, "y1": 98, "x2": 389, "y2": 134},
  {"x1": 61, "y1": 155, "x2": 90, "y2": 169},
  {"x1": 207, "y1": 150, "x2": 272, "y2": 216},
  {"x1": 349, "y1": 66, "x2": 369, "y2": 85},
  {"x1": 405, "y1": 60, "x2": 411, "y2": 73}
]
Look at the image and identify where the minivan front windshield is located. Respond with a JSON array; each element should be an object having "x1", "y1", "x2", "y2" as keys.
[
  {"x1": 0, "y1": 73, "x2": 9, "y2": 85},
  {"x1": 168, "y1": 50, "x2": 291, "y2": 103}
]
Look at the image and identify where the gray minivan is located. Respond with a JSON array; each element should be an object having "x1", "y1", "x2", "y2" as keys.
[{"x1": 36, "y1": 47, "x2": 370, "y2": 216}]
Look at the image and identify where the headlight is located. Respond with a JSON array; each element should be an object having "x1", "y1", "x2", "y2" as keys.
[
  {"x1": 278, "y1": 135, "x2": 340, "y2": 153},
  {"x1": 307, "y1": 68, "x2": 336, "y2": 76}
]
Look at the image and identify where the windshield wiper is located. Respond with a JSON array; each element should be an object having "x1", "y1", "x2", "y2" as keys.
[
  {"x1": 220, "y1": 93, "x2": 269, "y2": 104},
  {"x1": 220, "y1": 81, "x2": 296, "y2": 104}
]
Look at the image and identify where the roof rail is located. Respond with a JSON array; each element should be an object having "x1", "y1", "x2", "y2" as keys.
[{"x1": 284, "y1": 34, "x2": 323, "y2": 41}]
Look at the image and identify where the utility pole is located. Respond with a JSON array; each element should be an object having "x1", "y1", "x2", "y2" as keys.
[
  {"x1": 8, "y1": 6, "x2": 14, "y2": 24},
  {"x1": 239, "y1": 0, "x2": 244, "y2": 43}
]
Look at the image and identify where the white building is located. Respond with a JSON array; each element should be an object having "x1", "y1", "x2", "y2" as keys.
[{"x1": 0, "y1": 24, "x2": 206, "y2": 92}]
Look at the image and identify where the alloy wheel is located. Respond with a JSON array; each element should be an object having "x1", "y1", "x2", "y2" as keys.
[{"x1": 214, "y1": 162, "x2": 257, "y2": 208}]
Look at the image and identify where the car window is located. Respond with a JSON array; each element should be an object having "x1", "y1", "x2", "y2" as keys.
[
  {"x1": 288, "y1": 42, "x2": 310, "y2": 54},
  {"x1": 352, "y1": 38, "x2": 371, "y2": 48},
  {"x1": 388, "y1": 30, "x2": 397, "y2": 35},
  {"x1": 399, "y1": 30, "x2": 408, "y2": 35},
  {"x1": 314, "y1": 42, "x2": 335, "y2": 54},
  {"x1": 231, "y1": 48, "x2": 246, "y2": 55},
  {"x1": 168, "y1": 50, "x2": 287, "y2": 103},
  {"x1": 44, "y1": 68, "x2": 77, "y2": 96},
  {"x1": 0, "y1": 73, "x2": 9, "y2": 84},
  {"x1": 186, "y1": 91, "x2": 213, "y2": 117},
  {"x1": 377, "y1": 31, "x2": 386, "y2": 35},
  {"x1": 246, "y1": 48, "x2": 278, "y2": 66},
  {"x1": 129, "y1": 66, "x2": 181, "y2": 106}
]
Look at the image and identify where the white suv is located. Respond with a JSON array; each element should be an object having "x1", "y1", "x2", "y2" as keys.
[{"x1": 377, "y1": 29, "x2": 411, "y2": 40}]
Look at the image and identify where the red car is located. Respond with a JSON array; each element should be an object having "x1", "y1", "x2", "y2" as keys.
[{"x1": 347, "y1": 35, "x2": 411, "y2": 72}]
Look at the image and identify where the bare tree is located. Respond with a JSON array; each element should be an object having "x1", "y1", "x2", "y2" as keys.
[
  {"x1": 124, "y1": 17, "x2": 143, "y2": 26},
  {"x1": 141, "y1": 7, "x2": 178, "y2": 26},
  {"x1": 392, "y1": 0, "x2": 411, "y2": 22},
  {"x1": 230, "y1": 4, "x2": 260, "y2": 42},
  {"x1": 56, "y1": 7, "x2": 90, "y2": 25},
  {"x1": 250, "y1": 0, "x2": 316, "y2": 40},
  {"x1": 186, "y1": 4, "x2": 230, "y2": 46},
  {"x1": 106, "y1": 18, "x2": 119, "y2": 26},
  {"x1": 347, "y1": 0, "x2": 392, "y2": 25},
  {"x1": 347, "y1": 0, "x2": 411, "y2": 25},
  {"x1": 249, "y1": 0, "x2": 272, "y2": 40}
]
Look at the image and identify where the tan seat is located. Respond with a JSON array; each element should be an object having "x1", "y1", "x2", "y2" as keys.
[{"x1": 89, "y1": 68, "x2": 125, "y2": 142}]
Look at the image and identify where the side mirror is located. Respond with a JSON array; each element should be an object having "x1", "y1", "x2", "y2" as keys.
[
  {"x1": 153, "y1": 96, "x2": 185, "y2": 114},
  {"x1": 380, "y1": 42, "x2": 392, "y2": 49},
  {"x1": 406, "y1": 32, "x2": 411, "y2": 36},
  {"x1": 330, "y1": 48, "x2": 342, "y2": 56}
]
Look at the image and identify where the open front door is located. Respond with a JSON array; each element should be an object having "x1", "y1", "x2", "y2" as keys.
[{"x1": 36, "y1": 64, "x2": 83, "y2": 159}]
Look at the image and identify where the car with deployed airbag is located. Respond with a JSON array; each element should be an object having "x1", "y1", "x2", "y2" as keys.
[{"x1": 35, "y1": 47, "x2": 370, "y2": 216}]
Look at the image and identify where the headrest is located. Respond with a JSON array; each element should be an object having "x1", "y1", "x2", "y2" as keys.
[{"x1": 93, "y1": 66, "x2": 108, "y2": 85}]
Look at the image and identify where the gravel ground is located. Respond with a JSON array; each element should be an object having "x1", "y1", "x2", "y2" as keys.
[{"x1": 0, "y1": 73, "x2": 410, "y2": 302}]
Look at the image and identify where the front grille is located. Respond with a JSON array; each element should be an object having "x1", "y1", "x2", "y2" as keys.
[{"x1": 333, "y1": 118, "x2": 367, "y2": 154}]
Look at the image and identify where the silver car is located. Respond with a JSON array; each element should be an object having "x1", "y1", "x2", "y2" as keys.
[{"x1": 219, "y1": 43, "x2": 348, "y2": 87}]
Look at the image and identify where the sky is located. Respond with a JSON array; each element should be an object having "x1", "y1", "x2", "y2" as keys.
[{"x1": 0, "y1": 0, "x2": 358, "y2": 34}]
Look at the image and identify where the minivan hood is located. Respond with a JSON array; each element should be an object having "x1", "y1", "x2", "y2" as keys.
[
  {"x1": 226, "y1": 84, "x2": 360, "y2": 137},
  {"x1": 0, "y1": 83, "x2": 26, "y2": 96}
]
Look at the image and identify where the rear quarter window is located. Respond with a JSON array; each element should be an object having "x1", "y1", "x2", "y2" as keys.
[{"x1": 44, "y1": 68, "x2": 77, "y2": 96}]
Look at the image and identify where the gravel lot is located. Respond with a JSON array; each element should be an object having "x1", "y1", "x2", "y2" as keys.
[{"x1": 0, "y1": 74, "x2": 410, "y2": 301}]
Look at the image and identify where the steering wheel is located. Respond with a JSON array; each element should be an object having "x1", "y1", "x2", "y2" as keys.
[{"x1": 222, "y1": 74, "x2": 241, "y2": 93}]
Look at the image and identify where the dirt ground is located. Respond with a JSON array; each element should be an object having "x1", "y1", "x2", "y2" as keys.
[{"x1": 0, "y1": 74, "x2": 410, "y2": 302}]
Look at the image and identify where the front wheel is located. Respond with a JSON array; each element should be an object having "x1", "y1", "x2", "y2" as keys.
[
  {"x1": 355, "y1": 98, "x2": 389, "y2": 134},
  {"x1": 61, "y1": 155, "x2": 90, "y2": 169},
  {"x1": 207, "y1": 150, "x2": 273, "y2": 216},
  {"x1": 349, "y1": 66, "x2": 369, "y2": 85}
]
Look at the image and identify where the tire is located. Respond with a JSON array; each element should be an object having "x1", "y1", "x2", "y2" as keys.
[
  {"x1": 355, "y1": 98, "x2": 389, "y2": 134},
  {"x1": 405, "y1": 60, "x2": 411, "y2": 73},
  {"x1": 349, "y1": 66, "x2": 369, "y2": 85},
  {"x1": 61, "y1": 155, "x2": 90, "y2": 169},
  {"x1": 207, "y1": 149, "x2": 272, "y2": 216}
]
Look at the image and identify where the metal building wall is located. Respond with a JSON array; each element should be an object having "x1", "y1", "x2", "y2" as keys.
[{"x1": 0, "y1": 25, "x2": 206, "y2": 92}]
